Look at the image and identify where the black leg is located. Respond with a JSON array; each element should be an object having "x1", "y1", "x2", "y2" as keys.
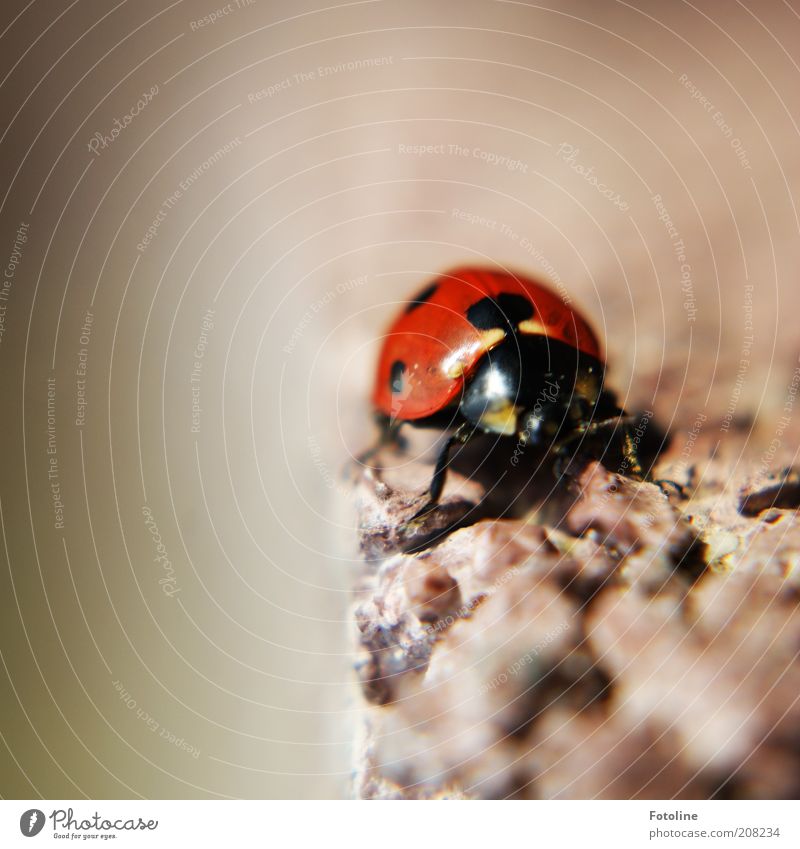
[
  {"x1": 354, "y1": 415, "x2": 405, "y2": 468},
  {"x1": 621, "y1": 425, "x2": 645, "y2": 480},
  {"x1": 409, "y1": 423, "x2": 473, "y2": 521},
  {"x1": 552, "y1": 414, "x2": 633, "y2": 454},
  {"x1": 552, "y1": 414, "x2": 647, "y2": 481},
  {"x1": 561, "y1": 415, "x2": 682, "y2": 492}
]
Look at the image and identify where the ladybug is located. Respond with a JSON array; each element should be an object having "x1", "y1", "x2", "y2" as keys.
[{"x1": 366, "y1": 267, "x2": 645, "y2": 519}]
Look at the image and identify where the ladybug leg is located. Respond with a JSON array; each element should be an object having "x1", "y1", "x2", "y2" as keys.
[
  {"x1": 620, "y1": 425, "x2": 645, "y2": 480},
  {"x1": 551, "y1": 416, "x2": 627, "y2": 478},
  {"x1": 585, "y1": 419, "x2": 683, "y2": 494},
  {"x1": 354, "y1": 415, "x2": 406, "y2": 469},
  {"x1": 408, "y1": 422, "x2": 473, "y2": 522},
  {"x1": 552, "y1": 415, "x2": 633, "y2": 453},
  {"x1": 567, "y1": 417, "x2": 646, "y2": 481},
  {"x1": 619, "y1": 421, "x2": 684, "y2": 493},
  {"x1": 551, "y1": 415, "x2": 645, "y2": 480},
  {"x1": 552, "y1": 449, "x2": 574, "y2": 482}
]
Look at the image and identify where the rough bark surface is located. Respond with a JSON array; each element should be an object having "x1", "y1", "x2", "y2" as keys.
[{"x1": 349, "y1": 423, "x2": 800, "y2": 799}]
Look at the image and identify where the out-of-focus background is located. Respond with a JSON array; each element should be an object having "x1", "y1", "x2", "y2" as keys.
[{"x1": 0, "y1": 0, "x2": 798, "y2": 799}]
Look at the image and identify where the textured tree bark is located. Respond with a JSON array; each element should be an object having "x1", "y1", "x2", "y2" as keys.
[{"x1": 348, "y1": 420, "x2": 800, "y2": 799}]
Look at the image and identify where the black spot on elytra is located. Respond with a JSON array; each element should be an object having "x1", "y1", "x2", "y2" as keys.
[
  {"x1": 466, "y1": 294, "x2": 534, "y2": 332},
  {"x1": 404, "y1": 282, "x2": 438, "y2": 314},
  {"x1": 390, "y1": 359, "x2": 407, "y2": 394}
]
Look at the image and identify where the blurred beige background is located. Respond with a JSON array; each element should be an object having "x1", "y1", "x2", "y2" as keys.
[{"x1": 0, "y1": 0, "x2": 798, "y2": 799}]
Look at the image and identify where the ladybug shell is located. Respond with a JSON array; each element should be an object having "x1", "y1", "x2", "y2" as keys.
[{"x1": 373, "y1": 267, "x2": 603, "y2": 421}]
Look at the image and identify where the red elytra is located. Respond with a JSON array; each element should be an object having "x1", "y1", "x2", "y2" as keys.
[{"x1": 373, "y1": 267, "x2": 603, "y2": 421}]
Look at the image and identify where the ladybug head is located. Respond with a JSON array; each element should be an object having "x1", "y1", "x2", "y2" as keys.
[
  {"x1": 459, "y1": 342, "x2": 524, "y2": 436},
  {"x1": 458, "y1": 335, "x2": 605, "y2": 445}
]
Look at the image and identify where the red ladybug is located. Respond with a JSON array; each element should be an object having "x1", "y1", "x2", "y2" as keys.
[{"x1": 367, "y1": 267, "x2": 644, "y2": 518}]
